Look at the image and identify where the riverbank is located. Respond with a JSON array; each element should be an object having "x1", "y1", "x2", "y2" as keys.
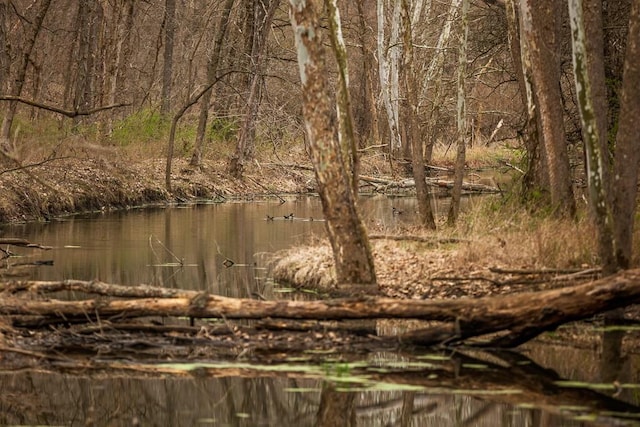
[
  {"x1": 0, "y1": 156, "x2": 311, "y2": 224},
  {"x1": 0, "y1": 141, "x2": 515, "y2": 224}
]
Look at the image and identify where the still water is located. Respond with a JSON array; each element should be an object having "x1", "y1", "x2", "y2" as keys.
[{"x1": 1, "y1": 196, "x2": 639, "y2": 426}]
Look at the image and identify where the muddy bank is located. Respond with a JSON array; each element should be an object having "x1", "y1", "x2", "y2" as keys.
[{"x1": 0, "y1": 157, "x2": 311, "y2": 224}]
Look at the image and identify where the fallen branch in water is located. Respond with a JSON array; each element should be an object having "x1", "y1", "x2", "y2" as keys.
[
  {"x1": 0, "y1": 238, "x2": 53, "y2": 250},
  {"x1": 2, "y1": 269, "x2": 640, "y2": 347}
]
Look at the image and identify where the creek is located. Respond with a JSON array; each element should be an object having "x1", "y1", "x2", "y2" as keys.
[{"x1": 0, "y1": 196, "x2": 638, "y2": 426}]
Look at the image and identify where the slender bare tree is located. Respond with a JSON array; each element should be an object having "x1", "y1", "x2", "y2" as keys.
[
  {"x1": 400, "y1": 0, "x2": 435, "y2": 228},
  {"x1": 448, "y1": 0, "x2": 470, "y2": 225},
  {"x1": 190, "y1": 0, "x2": 235, "y2": 167},
  {"x1": 160, "y1": 0, "x2": 176, "y2": 116},
  {"x1": 377, "y1": 0, "x2": 401, "y2": 154},
  {"x1": 228, "y1": 0, "x2": 280, "y2": 178}
]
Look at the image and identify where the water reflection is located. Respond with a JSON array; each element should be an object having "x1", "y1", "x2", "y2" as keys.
[
  {"x1": 1, "y1": 349, "x2": 638, "y2": 426},
  {"x1": 1, "y1": 199, "x2": 332, "y2": 295},
  {"x1": 0, "y1": 196, "x2": 460, "y2": 293}
]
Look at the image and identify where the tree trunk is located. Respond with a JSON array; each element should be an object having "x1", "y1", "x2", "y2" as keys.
[
  {"x1": 504, "y1": 0, "x2": 548, "y2": 199},
  {"x1": 355, "y1": 0, "x2": 380, "y2": 148},
  {"x1": 0, "y1": 2, "x2": 9, "y2": 95},
  {"x1": 160, "y1": 0, "x2": 176, "y2": 116},
  {"x1": 289, "y1": 0, "x2": 376, "y2": 285},
  {"x1": 73, "y1": 0, "x2": 100, "y2": 127},
  {"x1": 326, "y1": 0, "x2": 359, "y2": 193},
  {"x1": 376, "y1": 0, "x2": 401, "y2": 153},
  {"x1": 401, "y1": 0, "x2": 435, "y2": 229},
  {"x1": 519, "y1": 0, "x2": 576, "y2": 216},
  {"x1": 447, "y1": 0, "x2": 469, "y2": 226},
  {"x1": 568, "y1": 0, "x2": 616, "y2": 273},
  {"x1": 190, "y1": 0, "x2": 235, "y2": 167},
  {"x1": 228, "y1": 0, "x2": 279, "y2": 178},
  {"x1": 0, "y1": 0, "x2": 51, "y2": 146},
  {"x1": 612, "y1": 0, "x2": 640, "y2": 270},
  {"x1": 106, "y1": 0, "x2": 135, "y2": 126}
]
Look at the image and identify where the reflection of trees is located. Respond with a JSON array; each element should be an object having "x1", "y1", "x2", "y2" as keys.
[
  {"x1": 315, "y1": 382, "x2": 356, "y2": 427},
  {"x1": 1, "y1": 350, "x2": 637, "y2": 426}
]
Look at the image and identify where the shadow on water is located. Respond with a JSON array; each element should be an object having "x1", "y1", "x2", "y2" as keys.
[{"x1": 1, "y1": 196, "x2": 639, "y2": 425}]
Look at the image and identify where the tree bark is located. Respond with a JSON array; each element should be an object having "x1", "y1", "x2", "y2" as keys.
[
  {"x1": 505, "y1": 0, "x2": 548, "y2": 199},
  {"x1": 612, "y1": 0, "x2": 640, "y2": 270},
  {"x1": 325, "y1": 0, "x2": 359, "y2": 193},
  {"x1": 73, "y1": 0, "x2": 100, "y2": 127},
  {"x1": 355, "y1": 0, "x2": 380, "y2": 149},
  {"x1": 447, "y1": 0, "x2": 469, "y2": 226},
  {"x1": 0, "y1": 2, "x2": 9, "y2": 95},
  {"x1": 289, "y1": 0, "x2": 376, "y2": 285},
  {"x1": 519, "y1": 0, "x2": 576, "y2": 216},
  {"x1": 568, "y1": 0, "x2": 616, "y2": 273}
]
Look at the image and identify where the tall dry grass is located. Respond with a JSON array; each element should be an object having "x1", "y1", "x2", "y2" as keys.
[{"x1": 450, "y1": 195, "x2": 602, "y2": 269}]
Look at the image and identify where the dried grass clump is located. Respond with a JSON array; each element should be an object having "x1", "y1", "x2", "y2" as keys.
[
  {"x1": 453, "y1": 197, "x2": 599, "y2": 269},
  {"x1": 431, "y1": 140, "x2": 521, "y2": 169},
  {"x1": 269, "y1": 245, "x2": 336, "y2": 290}
]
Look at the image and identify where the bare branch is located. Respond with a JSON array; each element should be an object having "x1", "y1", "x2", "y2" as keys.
[{"x1": 0, "y1": 95, "x2": 131, "y2": 118}]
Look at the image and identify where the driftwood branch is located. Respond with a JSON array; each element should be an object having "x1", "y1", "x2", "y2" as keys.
[
  {"x1": 3, "y1": 269, "x2": 640, "y2": 347},
  {"x1": 0, "y1": 95, "x2": 131, "y2": 118},
  {"x1": 0, "y1": 238, "x2": 52, "y2": 250}
]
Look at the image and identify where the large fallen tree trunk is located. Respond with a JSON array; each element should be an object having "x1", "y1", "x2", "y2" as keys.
[{"x1": 2, "y1": 269, "x2": 640, "y2": 347}]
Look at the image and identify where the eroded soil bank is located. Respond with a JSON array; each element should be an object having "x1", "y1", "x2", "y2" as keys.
[{"x1": 0, "y1": 156, "x2": 310, "y2": 224}]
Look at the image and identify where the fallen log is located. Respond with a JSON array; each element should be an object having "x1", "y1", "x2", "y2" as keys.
[
  {"x1": 2, "y1": 269, "x2": 640, "y2": 347},
  {"x1": 358, "y1": 175, "x2": 501, "y2": 194}
]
